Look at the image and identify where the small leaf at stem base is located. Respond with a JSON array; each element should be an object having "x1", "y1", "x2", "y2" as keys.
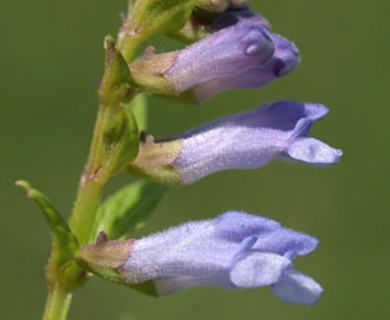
[{"x1": 16, "y1": 180, "x2": 79, "y2": 267}]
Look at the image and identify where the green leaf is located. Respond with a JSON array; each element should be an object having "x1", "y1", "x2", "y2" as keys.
[
  {"x1": 100, "y1": 36, "x2": 132, "y2": 106},
  {"x1": 16, "y1": 180, "x2": 79, "y2": 266},
  {"x1": 94, "y1": 180, "x2": 167, "y2": 240},
  {"x1": 102, "y1": 106, "x2": 139, "y2": 176},
  {"x1": 126, "y1": 92, "x2": 148, "y2": 132}
]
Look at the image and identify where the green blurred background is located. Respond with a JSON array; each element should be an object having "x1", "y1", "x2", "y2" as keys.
[{"x1": 1, "y1": 0, "x2": 389, "y2": 319}]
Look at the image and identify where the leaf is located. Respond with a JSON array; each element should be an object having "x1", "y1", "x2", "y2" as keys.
[
  {"x1": 126, "y1": 92, "x2": 148, "y2": 132},
  {"x1": 16, "y1": 180, "x2": 79, "y2": 266},
  {"x1": 94, "y1": 180, "x2": 167, "y2": 240},
  {"x1": 100, "y1": 36, "x2": 132, "y2": 105},
  {"x1": 102, "y1": 107, "x2": 139, "y2": 176},
  {"x1": 102, "y1": 36, "x2": 131, "y2": 89}
]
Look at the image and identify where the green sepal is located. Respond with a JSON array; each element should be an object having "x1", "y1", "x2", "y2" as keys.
[
  {"x1": 76, "y1": 235, "x2": 134, "y2": 285},
  {"x1": 126, "y1": 92, "x2": 148, "y2": 132},
  {"x1": 16, "y1": 180, "x2": 79, "y2": 266},
  {"x1": 126, "y1": 136, "x2": 183, "y2": 185},
  {"x1": 102, "y1": 106, "x2": 139, "y2": 176},
  {"x1": 100, "y1": 36, "x2": 132, "y2": 106},
  {"x1": 93, "y1": 180, "x2": 167, "y2": 240},
  {"x1": 127, "y1": 163, "x2": 182, "y2": 186},
  {"x1": 128, "y1": 49, "x2": 198, "y2": 103},
  {"x1": 129, "y1": 49, "x2": 178, "y2": 97},
  {"x1": 76, "y1": 235, "x2": 158, "y2": 296}
]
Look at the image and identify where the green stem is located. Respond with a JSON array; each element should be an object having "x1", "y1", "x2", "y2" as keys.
[
  {"x1": 69, "y1": 102, "x2": 112, "y2": 245},
  {"x1": 42, "y1": 284, "x2": 72, "y2": 320},
  {"x1": 41, "y1": 6, "x2": 143, "y2": 318},
  {"x1": 41, "y1": 104, "x2": 109, "y2": 320},
  {"x1": 69, "y1": 179, "x2": 104, "y2": 244}
]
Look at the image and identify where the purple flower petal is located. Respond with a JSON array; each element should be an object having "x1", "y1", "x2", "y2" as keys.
[
  {"x1": 230, "y1": 252, "x2": 291, "y2": 287},
  {"x1": 272, "y1": 269, "x2": 323, "y2": 305},
  {"x1": 252, "y1": 228, "x2": 319, "y2": 260},
  {"x1": 193, "y1": 34, "x2": 300, "y2": 100},
  {"x1": 286, "y1": 137, "x2": 343, "y2": 165}
]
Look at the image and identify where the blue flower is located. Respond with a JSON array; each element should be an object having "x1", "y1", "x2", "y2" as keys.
[
  {"x1": 192, "y1": 33, "x2": 300, "y2": 100},
  {"x1": 129, "y1": 11, "x2": 299, "y2": 102},
  {"x1": 171, "y1": 101, "x2": 342, "y2": 183},
  {"x1": 164, "y1": 21, "x2": 275, "y2": 100},
  {"x1": 119, "y1": 212, "x2": 323, "y2": 305}
]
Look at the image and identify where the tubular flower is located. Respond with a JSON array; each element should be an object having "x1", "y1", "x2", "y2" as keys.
[
  {"x1": 164, "y1": 19, "x2": 299, "y2": 101},
  {"x1": 129, "y1": 20, "x2": 276, "y2": 101},
  {"x1": 193, "y1": 33, "x2": 300, "y2": 100},
  {"x1": 164, "y1": 21, "x2": 275, "y2": 95},
  {"x1": 172, "y1": 101, "x2": 342, "y2": 183},
  {"x1": 130, "y1": 13, "x2": 299, "y2": 102},
  {"x1": 129, "y1": 101, "x2": 342, "y2": 185},
  {"x1": 118, "y1": 212, "x2": 323, "y2": 305}
]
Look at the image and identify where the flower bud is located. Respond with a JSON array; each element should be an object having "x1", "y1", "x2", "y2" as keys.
[
  {"x1": 165, "y1": 21, "x2": 274, "y2": 94},
  {"x1": 193, "y1": 34, "x2": 301, "y2": 100},
  {"x1": 129, "y1": 21, "x2": 275, "y2": 101}
]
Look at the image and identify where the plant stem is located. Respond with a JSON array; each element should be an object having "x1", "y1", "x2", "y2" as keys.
[
  {"x1": 42, "y1": 284, "x2": 72, "y2": 320},
  {"x1": 41, "y1": 103, "x2": 109, "y2": 319},
  {"x1": 41, "y1": 5, "x2": 142, "y2": 318},
  {"x1": 70, "y1": 179, "x2": 104, "y2": 244}
]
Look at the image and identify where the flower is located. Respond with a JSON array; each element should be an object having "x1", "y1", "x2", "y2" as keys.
[
  {"x1": 128, "y1": 100, "x2": 339, "y2": 185},
  {"x1": 164, "y1": 20, "x2": 275, "y2": 96},
  {"x1": 118, "y1": 212, "x2": 323, "y2": 305},
  {"x1": 172, "y1": 101, "x2": 342, "y2": 183},
  {"x1": 130, "y1": 11, "x2": 299, "y2": 102},
  {"x1": 128, "y1": 101, "x2": 342, "y2": 185},
  {"x1": 192, "y1": 33, "x2": 300, "y2": 100}
]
